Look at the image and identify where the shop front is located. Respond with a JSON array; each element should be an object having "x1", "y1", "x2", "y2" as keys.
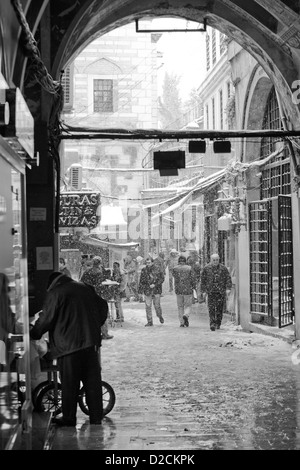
[{"x1": 0, "y1": 79, "x2": 35, "y2": 449}]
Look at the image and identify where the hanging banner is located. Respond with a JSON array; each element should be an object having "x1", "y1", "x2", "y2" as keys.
[{"x1": 59, "y1": 191, "x2": 100, "y2": 228}]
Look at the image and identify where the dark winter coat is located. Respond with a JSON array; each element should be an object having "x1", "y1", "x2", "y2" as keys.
[
  {"x1": 138, "y1": 265, "x2": 164, "y2": 296},
  {"x1": 30, "y1": 274, "x2": 108, "y2": 358},
  {"x1": 166, "y1": 254, "x2": 179, "y2": 271},
  {"x1": 172, "y1": 264, "x2": 196, "y2": 295},
  {"x1": 200, "y1": 263, "x2": 232, "y2": 295},
  {"x1": 59, "y1": 266, "x2": 72, "y2": 278},
  {"x1": 80, "y1": 266, "x2": 107, "y2": 296}
]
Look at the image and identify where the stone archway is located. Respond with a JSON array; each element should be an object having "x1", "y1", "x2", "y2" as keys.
[
  {"x1": 9, "y1": 1, "x2": 300, "y2": 128},
  {"x1": 244, "y1": 71, "x2": 273, "y2": 162},
  {"x1": 8, "y1": 0, "x2": 300, "y2": 321},
  {"x1": 43, "y1": 0, "x2": 300, "y2": 127}
]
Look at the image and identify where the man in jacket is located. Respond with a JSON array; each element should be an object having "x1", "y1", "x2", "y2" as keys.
[
  {"x1": 172, "y1": 255, "x2": 196, "y2": 327},
  {"x1": 124, "y1": 255, "x2": 139, "y2": 302},
  {"x1": 30, "y1": 271, "x2": 108, "y2": 427},
  {"x1": 138, "y1": 257, "x2": 165, "y2": 326},
  {"x1": 200, "y1": 253, "x2": 232, "y2": 331},
  {"x1": 135, "y1": 256, "x2": 145, "y2": 302},
  {"x1": 111, "y1": 261, "x2": 126, "y2": 322},
  {"x1": 166, "y1": 249, "x2": 179, "y2": 293},
  {"x1": 81, "y1": 256, "x2": 113, "y2": 340}
]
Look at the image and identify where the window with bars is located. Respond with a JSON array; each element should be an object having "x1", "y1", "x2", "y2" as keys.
[
  {"x1": 206, "y1": 104, "x2": 209, "y2": 128},
  {"x1": 260, "y1": 87, "x2": 281, "y2": 158},
  {"x1": 220, "y1": 33, "x2": 227, "y2": 55},
  {"x1": 219, "y1": 89, "x2": 223, "y2": 130},
  {"x1": 206, "y1": 33, "x2": 210, "y2": 71},
  {"x1": 61, "y1": 65, "x2": 74, "y2": 112},
  {"x1": 227, "y1": 82, "x2": 231, "y2": 100},
  {"x1": 249, "y1": 201, "x2": 271, "y2": 316},
  {"x1": 260, "y1": 87, "x2": 290, "y2": 198},
  {"x1": 212, "y1": 29, "x2": 217, "y2": 65},
  {"x1": 261, "y1": 163, "x2": 291, "y2": 198},
  {"x1": 94, "y1": 79, "x2": 114, "y2": 113}
]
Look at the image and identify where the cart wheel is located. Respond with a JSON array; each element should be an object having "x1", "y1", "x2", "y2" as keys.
[
  {"x1": 34, "y1": 382, "x2": 62, "y2": 416},
  {"x1": 32, "y1": 380, "x2": 49, "y2": 409},
  {"x1": 78, "y1": 381, "x2": 116, "y2": 416}
]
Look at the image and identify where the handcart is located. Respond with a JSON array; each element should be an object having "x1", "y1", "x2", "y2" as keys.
[{"x1": 31, "y1": 344, "x2": 115, "y2": 418}]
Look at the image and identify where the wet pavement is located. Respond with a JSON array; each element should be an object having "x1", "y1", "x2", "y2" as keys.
[{"x1": 50, "y1": 292, "x2": 300, "y2": 451}]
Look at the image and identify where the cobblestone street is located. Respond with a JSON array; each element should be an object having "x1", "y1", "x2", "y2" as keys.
[{"x1": 51, "y1": 292, "x2": 300, "y2": 451}]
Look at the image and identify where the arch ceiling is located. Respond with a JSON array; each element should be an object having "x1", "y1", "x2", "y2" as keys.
[{"x1": 24, "y1": 0, "x2": 300, "y2": 122}]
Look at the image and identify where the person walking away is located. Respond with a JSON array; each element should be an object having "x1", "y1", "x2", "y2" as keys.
[
  {"x1": 153, "y1": 252, "x2": 166, "y2": 275},
  {"x1": 78, "y1": 256, "x2": 92, "y2": 280},
  {"x1": 200, "y1": 253, "x2": 232, "y2": 331},
  {"x1": 135, "y1": 256, "x2": 145, "y2": 302},
  {"x1": 80, "y1": 256, "x2": 113, "y2": 340},
  {"x1": 111, "y1": 261, "x2": 126, "y2": 322},
  {"x1": 187, "y1": 255, "x2": 201, "y2": 303},
  {"x1": 138, "y1": 257, "x2": 165, "y2": 326},
  {"x1": 166, "y1": 249, "x2": 179, "y2": 293},
  {"x1": 124, "y1": 255, "x2": 139, "y2": 302},
  {"x1": 172, "y1": 255, "x2": 196, "y2": 327},
  {"x1": 30, "y1": 271, "x2": 108, "y2": 427},
  {"x1": 59, "y1": 257, "x2": 72, "y2": 278},
  {"x1": 153, "y1": 252, "x2": 166, "y2": 295}
]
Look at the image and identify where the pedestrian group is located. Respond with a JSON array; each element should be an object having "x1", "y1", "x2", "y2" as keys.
[
  {"x1": 57, "y1": 251, "x2": 232, "y2": 332},
  {"x1": 30, "y1": 250, "x2": 232, "y2": 428}
]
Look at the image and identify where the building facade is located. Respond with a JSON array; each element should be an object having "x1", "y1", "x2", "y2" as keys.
[
  {"x1": 227, "y1": 42, "x2": 298, "y2": 336},
  {"x1": 2, "y1": 0, "x2": 300, "y2": 449},
  {"x1": 60, "y1": 22, "x2": 162, "y2": 270}
]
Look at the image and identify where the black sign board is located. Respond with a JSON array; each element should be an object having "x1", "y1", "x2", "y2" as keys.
[{"x1": 59, "y1": 192, "x2": 100, "y2": 228}]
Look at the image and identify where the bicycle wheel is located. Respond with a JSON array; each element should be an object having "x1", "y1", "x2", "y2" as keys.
[
  {"x1": 34, "y1": 381, "x2": 62, "y2": 416},
  {"x1": 78, "y1": 381, "x2": 116, "y2": 416}
]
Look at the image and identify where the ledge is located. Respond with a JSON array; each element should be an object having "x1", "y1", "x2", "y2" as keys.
[{"x1": 248, "y1": 322, "x2": 295, "y2": 344}]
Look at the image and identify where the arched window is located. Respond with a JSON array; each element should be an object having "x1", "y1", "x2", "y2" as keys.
[
  {"x1": 260, "y1": 87, "x2": 281, "y2": 158},
  {"x1": 260, "y1": 87, "x2": 290, "y2": 198}
]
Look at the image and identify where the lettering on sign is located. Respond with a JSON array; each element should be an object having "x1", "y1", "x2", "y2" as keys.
[{"x1": 59, "y1": 192, "x2": 100, "y2": 228}]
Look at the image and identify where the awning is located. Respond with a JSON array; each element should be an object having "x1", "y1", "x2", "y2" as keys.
[
  {"x1": 149, "y1": 168, "x2": 226, "y2": 220},
  {"x1": 150, "y1": 148, "x2": 286, "y2": 221},
  {"x1": 82, "y1": 235, "x2": 139, "y2": 250}
]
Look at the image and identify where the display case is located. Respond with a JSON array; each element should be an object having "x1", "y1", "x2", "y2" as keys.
[{"x1": 0, "y1": 155, "x2": 32, "y2": 450}]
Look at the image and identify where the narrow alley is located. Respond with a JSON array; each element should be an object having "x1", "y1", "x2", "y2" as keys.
[{"x1": 49, "y1": 292, "x2": 300, "y2": 452}]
